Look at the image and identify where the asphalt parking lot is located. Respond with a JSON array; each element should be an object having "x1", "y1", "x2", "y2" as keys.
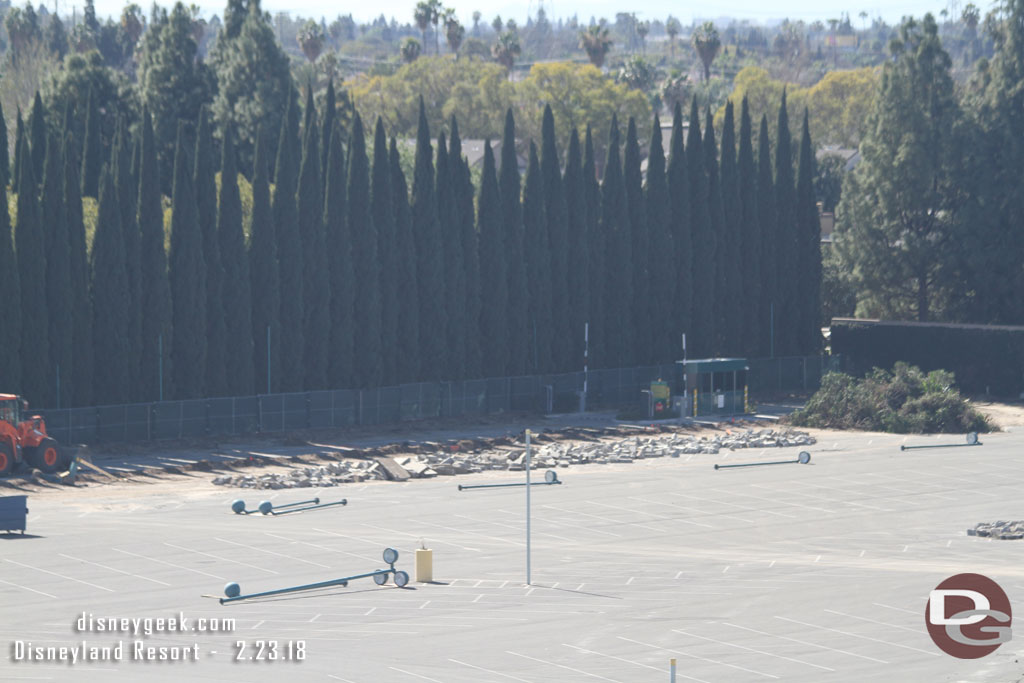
[{"x1": 3, "y1": 427, "x2": 1023, "y2": 682}]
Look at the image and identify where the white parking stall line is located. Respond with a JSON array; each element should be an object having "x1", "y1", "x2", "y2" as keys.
[
  {"x1": 111, "y1": 547, "x2": 226, "y2": 581},
  {"x1": 588, "y1": 501, "x2": 715, "y2": 529},
  {"x1": 563, "y1": 643, "x2": 712, "y2": 683},
  {"x1": 720, "y1": 622, "x2": 889, "y2": 664},
  {"x1": 671, "y1": 629, "x2": 835, "y2": 672},
  {"x1": 407, "y1": 518, "x2": 527, "y2": 547},
  {"x1": 449, "y1": 658, "x2": 535, "y2": 682},
  {"x1": 506, "y1": 650, "x2": 626, "y2": 682},
  {"x1": 164, "y1": 542, "x2": 279, "y2": 574},
  {"x1": 262, "y1": 531, "x2": 381, "y2": 564},
  {"x1": 58, "y1": 553, "x2": 171, "y2": 587},
  {"x1": 497, "y1": 508, "x2": 623, "y2": 538},
  {"x1": 774, "y1": 616, "x2": 940, "y2": 656},
  {"x1": 213, "y1": 537, "x2": 332, "y2": 569},
  {"x1": 0, "y1": 577, "x2": 57, "y2": 599},
  {"x1": 617, "y1": 635, "x2": 780, "y2": 679},
  {"x1": 5, "y1": 559, "x2": 115, "y2": 593},
  {"x1": 362, "y1": 523, "x2": 481, "y2": 552},
  {"x1": 542, "y1": 503, "x2": 662, "y2": 533},
  {"x1": 824, "y1": 609, "x2": 920, "y2": 633},
  {"x1": 388, "y1": 666, "x2": 445, "y2": 682}
]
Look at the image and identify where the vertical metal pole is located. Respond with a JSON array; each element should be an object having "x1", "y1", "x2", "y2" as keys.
[
  {"x1": 670, "y1": 658, "x2": 677, "y2": 683},
  {"x1": 525, "y1": 429, "x2": 531, "y2": 586},
  {"x1": 581, "y1": 322, "x2": 589, "y2": 413},
  {"x1": 158, "y1": 334, "x2": 163, "y2": 402},
  {"x1": 266, "y1": 325, "x2": 271, "y2": 394}
]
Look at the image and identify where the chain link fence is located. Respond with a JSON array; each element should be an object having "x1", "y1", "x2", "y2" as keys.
[{"x1": 40, "y1": 355, "x2": 837, "y2": 445}]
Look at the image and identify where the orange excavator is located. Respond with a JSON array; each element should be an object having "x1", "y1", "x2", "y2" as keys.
[{"x1": 0, "y1": 394, "x2": 67, "y2": 477}]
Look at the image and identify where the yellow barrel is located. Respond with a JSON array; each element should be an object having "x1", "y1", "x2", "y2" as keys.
[{"x1": 415, "y1": 548, "x2": 433, "y2": 583}]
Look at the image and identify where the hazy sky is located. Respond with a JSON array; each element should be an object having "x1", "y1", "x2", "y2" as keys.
[{"x1": 82, "y1": 0, "x2": 973, "y2": 25}]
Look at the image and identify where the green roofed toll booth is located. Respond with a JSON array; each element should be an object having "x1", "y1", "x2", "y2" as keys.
[{"x1": 676, "y1": 358, "x2": 749, "y2": 417}]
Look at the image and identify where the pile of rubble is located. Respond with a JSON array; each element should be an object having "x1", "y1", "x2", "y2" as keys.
[
  {"x1": 967, "y1": 521, "x2": 1024, "y2": 540},
  {"x1": 210, "y1": 428, "x2": 815, "y2": 489}
]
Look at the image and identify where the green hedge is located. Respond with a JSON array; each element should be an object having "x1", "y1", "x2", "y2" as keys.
[{"x1": 830, "y1": 320, "x2": 1024, "y2": 396}]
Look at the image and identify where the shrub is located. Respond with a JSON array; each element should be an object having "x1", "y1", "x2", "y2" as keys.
[{"x1": 789, "y1": 363, "x2": 992, "y2": 433}]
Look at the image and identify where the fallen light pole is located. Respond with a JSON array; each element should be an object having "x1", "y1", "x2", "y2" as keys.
[
  {"x1": 231, "y1": 497, "x2": 322, "y2": 515},
  {"x1": 258, "y1": 498, "x2": 347, "y2": 515},
  {"x1": 900, "y1": 432, "x2": 981, "y2": 451},
  {"x1": 714, "y1": 451, "x2": 812, "y2": 470},
  {"x1": 457, "y1": 470, "x2": 562, "y2": 491},
  {"x1": 220, "y1": 547, "x2": 408, "y2": 605}
]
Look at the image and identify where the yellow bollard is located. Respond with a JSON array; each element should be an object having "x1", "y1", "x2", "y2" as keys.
[
  {"x1": 744, "y1": 385, "x2": 749, "y2": 413},
  {"x1": 692, "y1": 388, "x2": 697, "y2": 417},
  {"x1": 415, "y1": 548, "x2": 433, "y2": 583}
]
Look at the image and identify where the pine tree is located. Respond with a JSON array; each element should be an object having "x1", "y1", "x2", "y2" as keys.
[
  {"x1": 667, "y1": 103, "x2": 691, "y2": 361},
  {"x1": 540, "y1": 105, "x2": 570, "y2": 372},
  {"x1": 81, "y1": 87, "x2": 101, "y2": 198},
  {"x1": 250, "y1": 125, "x2": 280, "y2": 393},
  {"x1": 168, "y1": 122, "x2": 207, "y2": 399},
  {"x1": 42, "y1": 131, "x2": 72, "y2": 407},
  {"x1": 623, "y1": 116, "x2": 648, "y2": 366},
  {"x1": 114, "y1": 119, "x2": 142, "y2": 400},
  {"x1": 65, "y1": 131, "x2": 92, "y2": 406},
  {"x1": 774, "y1": 91, "x2": 798, "y2": 356},
  {"x1": 451, "y1": 120, "x2": 481, "y2": 379},
  {"x1": 645, "y1": 115, "x2": 674, "y2": 363},
  {"x1": 325, "y1": 120, "x2": 353, "y2": 389},
  {"x1": 717, "y1": 102, "x2": 741, "y2": 355},
  {"x1": 601, "y1": 115, "x2": 633, "y2": 368},
  {"x1": 194, "y1": 108, "x2": 226, "y2": 396},
  {"x1": 274, "y1": 96, "x2": 304, "y2": 391},
  {"x1": 218, "y1": 122, "x2": 254, "y2": 396},
  {"x1": 737, "y1": 97, "x2": 761, "y2": 359},
  {"x1": 477, "y1": 141, "x2": 507, "y2": 378},
  {"x1": 28, "y1": 91, "x2": 46, "y2": 188},
  {"x1": 348, "y1": 113, "x2": 380, "y2": 389},
  {"x1": 16, "y1": 135, "x2": 49, "y2": 405},
  {"x1": 687, "y1": 98, "x2": 714, "y2": 357},
  {"x1": 796, "y1": 110, "x2": 822, "y2": 354},
  {"x1": 757, "y1": 115, "x2": 778, "y2": 357},
  {"x1": 138, "y1": 108, "x2": 170, "y2": 402},
  {"x1": 373, "y1": 118, "x2": 399, "y2": 386},
  {"x1": 390, "y1": 137, "x2": 419, "y2": 384},
  {"x1": 412, "y1": 98, "x2": 446, "y2": 381},
  {"x1": 0, "y1": 155, "x2": 20, "y2": 392},
  {"x1": 298, "y1": 94, "x2": 330, "y2": 390},
  {"x1": 440, "y1": 127, "x2": 467, "y2": 380},
  {"x1": 563, "y1": 128, "x2": 589, "y2": 372},
  {"x1": 499, "y1": 109, "x2": 528, "y2": 376},
  {"x1": 0, "y1": 99, "x2": 9, "y2": 189},
  {"x1": 583, "y1": 126, "x2": 604, "y2": 368},
  {"x1": 91, "y1": 165, "x2": 130, "y2": 404},
  {"x1": 522, "y1": 141, "x2": 552, "y2": 373}
]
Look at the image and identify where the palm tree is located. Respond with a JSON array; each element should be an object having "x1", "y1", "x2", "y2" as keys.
[
  {"x1": 297, "y1": 19, "x2": 325, "y2": 62},
  {"x1": 401, "y1": 36, "x2": 422, "y2": 63},
  {"x1": 636, "y1": 20, "x2": 649, "y2": 54},
  {"x1": 492, "y1": 30, "x2": 521, "y2": 75},
  {"x1": 414, "y1": 1, "x2": 431, "y2": 53},
  {"x1": 444, "y1": 9, "x2": 464, "y2": 56},
  {"x1": 472, "y1": 10, "x2": 481, "y2": 36},
  {"x1": 666, "y1": 16, "x2": 680, "y2": 59},
  {"x1": 427, "y1": 0, "x2": 443, "y2": 56},
  {"x1": 691, "y1": 21, "x2": 721, "y2": 82},
  {"x1": 579, "y1": 23, "x2": 613, "y2": 68}
]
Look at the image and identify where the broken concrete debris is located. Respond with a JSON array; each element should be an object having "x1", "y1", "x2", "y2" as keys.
[{"x1": 967, "y1": 521, "x2": 1024, "y2": 540}]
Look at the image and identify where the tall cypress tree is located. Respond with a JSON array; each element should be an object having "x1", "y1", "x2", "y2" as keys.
[
  {"x1": 138, "y1": 108, "x2": 170, "y2": 402},
  {"x1": 374, "y1": 118, "x2": 399, "y2": 386},
  {"x1": 500, "y1": 109, "x2": 528, "y2": 376},
  {"x1": 348, "y1": 113, "x2": 380, "y2": 389},
  {"x1": 219, "y1": 123, "x2": 254, "y2": 396},
  {"x1": 325, "y1": 120, "x2": 353, "y2": 389},
  {"x1": 601, "y1": 115, "x2": 633, "y2": 368},
  {"x1": 42, "y1": 131, "x2": 72, "y2": 407},
  {"x1": 390, "y1": 137, "x2": 419, "y2": 384},
  {"x1": 687, "y1": 98, "x2": 714, "y2": 357},
  {"x1": 441, "y1": 125, "x2": 467, "y2": 380},
  {"x1": 757, "y1": 115, "x2": 778, "y2": 357},
  {"x1": 703, "y1": 110, "x2": 725, "y2": 356},
  {"x1": 91, "y1": 165, "x2": 131, "y2": 405},
  {"x1": 795, "y1": 110, "x2": 821, "y2": 355},
  {"x1": 81, "y1": 87, "x2": 101, "y2": 198},
  {"x1": 737, "y1": 97, "x2": 761, "y2": 359},
  {"x1": 623, "y1": 116, "x2": 648, "y2": 366},
  {"x1": 774, "y1": 91, "x2": 798, "y2": 356},
  {"x1": 114, "y1": 119, "x2": 142, "y2": 400},
  {"x1": 435, "y1": 133, "x2": 458, "y2": 380},
  {"x1": 563, "y1": 128, "x2": 589, "y2": 372},
  {"x1": 28, "y1": 92, "x2": 46, "y2": 188},
  {"x1": 321, "y1": 78, "x2": 336, "y2": 186},
  {"x1": 298, "y1": 97, "x2": 330, "y2": 390},
  {"x1": 0, "y1": 152, "x2": 20, "y2": 392},
  {"x1": 522, "y1": 141, "x2": 552, "y2": 374},
  {"x1": 645, "y1": 115, "x2": 674, "y2": 363},
  {"x1": 412, "y1": 98, "x2": 446, "y2": 381},
  {"x1": 540, "y1": 105, "x2": 570, "y2": 372},
  {"x1": 13, "y1": 110, "x2": 23, "y2": 193},
  {"x1": 16, "y1": 135, "x2": 49, "y2": 405},
  {"x1": 250, "y1": 125, "x2": 280, "y2": 393},
  {"x1": 667, "y1": 103, "x2": 691, "y2": 362},
  {"x1": 274, "y1": 97, "x2": 304, "y2": 391},
  {"x1": 451, "y1": 120, "x2": 481, "y2": 379},
  {"x1": 0, "y1": 99, "x2": 9, "y2": 189},
  {"x1": 65, "y1": 131, "x2": 92, "y2": 406},
  {"x1": 477, "y1": 141, "x2": 507, "y2": 378},
  {"x1": 583, "y1": 126, "x2": 604, "y2": 368},
  {"x1": 168, "y1": 122, "x2": 207, "y2": 399},
  {"x1": 717, "y1": 102, "x2": 741, "y2": 355}
]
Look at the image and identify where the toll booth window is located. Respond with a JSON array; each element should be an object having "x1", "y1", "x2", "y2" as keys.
[{"x1": 0, "y1": 402, "x2": 15, "y2": 423}]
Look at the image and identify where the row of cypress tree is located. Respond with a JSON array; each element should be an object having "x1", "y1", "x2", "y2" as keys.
[{"x1": 0, "y1": 82, "x2": 821, "y2": 409}]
